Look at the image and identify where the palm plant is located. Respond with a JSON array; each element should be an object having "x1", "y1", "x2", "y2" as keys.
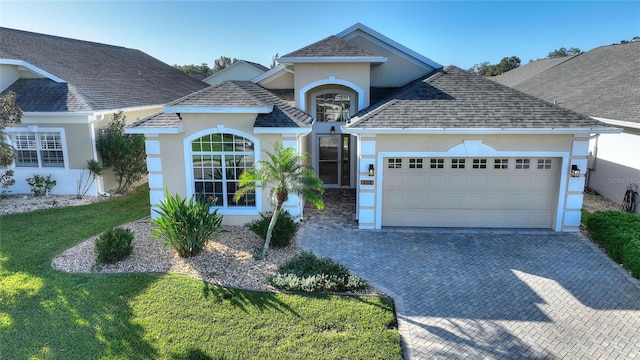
[{"x1": 235, "y1": 142, "x2": 324, "y2": 259}]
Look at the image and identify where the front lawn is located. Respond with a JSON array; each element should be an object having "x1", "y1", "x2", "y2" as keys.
[{"x1": 0, "y1": 185, "x2": 401, "y2": 359}]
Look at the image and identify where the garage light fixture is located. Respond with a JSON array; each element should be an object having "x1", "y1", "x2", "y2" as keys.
[
  {"x1": 368, "y1": 164, "x2": 375, "y2": 176},
  {"x1": 570, "y1": 165, "x2": 581, "y2": 178},
  {"x1": 330, "y1": 126, "x2": 336, "y2": 135}
]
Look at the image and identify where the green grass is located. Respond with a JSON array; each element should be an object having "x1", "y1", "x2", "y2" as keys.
[{"x1": 1, "y1": 185, "x2": 401, "y2": 359}]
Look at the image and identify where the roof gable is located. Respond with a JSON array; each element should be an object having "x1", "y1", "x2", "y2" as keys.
[
  {"x1": 129, "y1": 81, "x2": 313, "y2": 133},
  {"x1": 337, "y1": 23, "x2": 442, "y2": 71},
  {"x1": 346, "y1": 66, "x2": 613, "y2": 132},
  {"x1": 0, "y1": 27, "x2": 208, "y2": 112},
  {"x1": 278, "y1": 35, "x2": 386, "y2": 63}
]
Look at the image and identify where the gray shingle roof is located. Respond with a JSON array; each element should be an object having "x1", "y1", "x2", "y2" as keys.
[
  {"x1": 129, "y1": 81, "x2": 312, "y2": 130},
  {"x1": 279, "y1": 35, "x2": 383, "y2": 59},
  {"x1": 0, "y1": 27, "x2": 208, "y2": 112},
  {"x1": 511, "y1": 42, "x2": 640, "y2": 123},
  {"x1": 491, "y1": 56, "x2": 574, "y2": 87},
  {"x1": 347, "y1": 66, "x2": 610, "y2": 130}
]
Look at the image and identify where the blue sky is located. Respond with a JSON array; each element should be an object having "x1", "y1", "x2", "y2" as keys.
[{"x1": 1, "y1": 1, "x2": 638, "y2": 70}]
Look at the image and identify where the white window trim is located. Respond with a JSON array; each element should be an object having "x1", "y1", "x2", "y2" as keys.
[
  {"x1": 183, "y1": 127, "x2": 262, "y2": 215},
  {"x1": 300, "y1": 78, "x2": 365, "y2": 112},
  {"x1": 310, "y1": 89, "x2": 357, "y2": 123},
  {"x1": 374, "y1": 140, "x2": 570, "y2": 231},
  {"x1": 4, "y1": 127, "x2": 69, "y2": 169}
]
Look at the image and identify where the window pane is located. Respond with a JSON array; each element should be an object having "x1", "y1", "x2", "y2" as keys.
[
  {"x1": 316, "y1": 92, "x2": 351, "y2": 122},
  {"x1": 191, "y1": 133, "x2": 256, "y2": 208},
  {"x1": 15, "y1": 150, "x2": 39, "y2": 167},
  {"x1": 41, "y1": 150, "x2": 64, "y2": 167}
]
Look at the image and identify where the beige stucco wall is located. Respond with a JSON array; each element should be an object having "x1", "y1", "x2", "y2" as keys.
[
  {"x1": 150, "y1": 113, "x2": 286, "y2": 225},
  {"x1": 293, "y1": 63, "x2": 371, "y2": 111},
  {"x1": 204, "y1": 63, "x2": 265, "y2": 86},
  {"x1": 345, "y1": 32, "x2": 434, "y2": 87},
  {"x1": 375, "y1": 134, "x2": 572, "y2": 153},
  {"x1": 258, "y1": 70, "x2": 294, "y2": 89}
]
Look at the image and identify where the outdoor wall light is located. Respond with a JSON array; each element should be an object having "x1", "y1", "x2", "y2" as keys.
[
  {"x1": 368, "y1": 164, "x2": 375, "y2": 176},
  {"x1": 570, "y1": 165, "x2": 581, "y2": 178},
  {"x1": 330, "y1": 126, "x2": 336, "y2": 135}
]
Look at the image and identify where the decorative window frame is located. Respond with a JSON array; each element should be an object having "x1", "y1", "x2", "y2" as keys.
[
  {"x1": 311, "y1": 89, "x2": 356, "y2": 122},
  {"x1": 4, "y1": 127, "x2": 69, "y2": 169},
  {"x1": 183, "y1": 127, "x2": 262, "y2": 216}
]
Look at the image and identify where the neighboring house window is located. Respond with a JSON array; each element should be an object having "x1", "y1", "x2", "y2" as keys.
[
  {"x1": 388, "y1": 158, "x2": 402, "y2": 169},
  {"x1": 13, "y1": 132, "x2": 65, "y2": 168},
  {"x1": 409, "y1": 158, "x2": 423, "y2": 169},
  {"x1": 191, "y1": 133, "x2": 256, "y2": 208},
  {"x1": 537, "y1": 159, "x2": 552, "y2": 169},
  {"x1": 494, "y1": 159, "x2": 508, "y2": 169},
  {"x1": 472, "y1": 159, "x2": 487, "y2": 169},
  {"x1": 451, "y1": 158, "x2": 465, "y2": 169},
  {"x1": 430, "y1": 158, "x2": 444, "y2": 169},
  {"x1": 515, "y1": 158, "x2": 530, "y2": 169},
  {"x1": 315, "y1": 92, "x2": 351, "y2": 122}
]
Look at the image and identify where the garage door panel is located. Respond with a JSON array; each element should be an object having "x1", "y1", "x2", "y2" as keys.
[{"x1": 382, "y1": 157, "x2": 559, "y2": 228}]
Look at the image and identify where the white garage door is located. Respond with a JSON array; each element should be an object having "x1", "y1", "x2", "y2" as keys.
[{"x1": 382, "y1": 157, "x2": 560, "y2": 228}]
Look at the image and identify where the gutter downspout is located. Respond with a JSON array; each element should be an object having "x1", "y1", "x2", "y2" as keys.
[{"x1": 90, "y1": 113, "x2": 106, "y2": 195}]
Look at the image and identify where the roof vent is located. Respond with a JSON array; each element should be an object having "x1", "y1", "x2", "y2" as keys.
[{"x1": 137, "y1": 70, "x2": 142, "y2": 76}]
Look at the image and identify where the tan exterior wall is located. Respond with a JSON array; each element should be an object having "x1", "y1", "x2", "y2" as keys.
[
  {"x1": 149, "y1": 113, "x2": 287, "y2": 225},
  {"x1": 376, "y1": 134, "x2": 572, "y2": 153},
  {"x1": 346, "y1": 32, "x2": 433, "y2": 87},
  {"x1": 204, "y1": 63, "x2": 264, "y2": 86},
  {"x1": 259, "y1": 71, "x2": 294, "y2": 89},
  {"x1": 293, "y1": 63, "x2": 370, "y2": 110}
]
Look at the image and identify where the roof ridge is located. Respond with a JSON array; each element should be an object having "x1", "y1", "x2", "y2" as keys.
[{"x1": 0, "y1": 27, "x2": 128, "y2": 50}]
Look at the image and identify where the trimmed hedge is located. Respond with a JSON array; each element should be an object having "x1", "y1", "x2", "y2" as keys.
[{"x1": 584, "y1": 210, "x2": 640, "y2": 278}]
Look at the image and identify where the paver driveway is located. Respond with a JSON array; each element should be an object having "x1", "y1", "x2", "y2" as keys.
[{"x1": 298, "y1": 190, "x2": 640, "y2": 359}]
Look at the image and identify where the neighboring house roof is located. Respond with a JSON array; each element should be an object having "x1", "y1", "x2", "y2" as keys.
[
  {"x1": 346, "y1": 66, "x2": 612, "y2": 131},
  {"x1": 278, "y1": 35, "x2": 387, "y2": 63},
  {"x1": 129, "y1": 81, "x2": 313, "y2": 132},
  {"x1": 0, "y1": 27, "x2": 208, "y2": 112},
  {"x1": 490, "y1": 56, "x2": 574, "y2": 87},
  {"x1": 202, "y1": 60, "x2": 269, "y2": 85},
  {"x1": 506, "y1": 42, "x2": 640, "y2": 124}
]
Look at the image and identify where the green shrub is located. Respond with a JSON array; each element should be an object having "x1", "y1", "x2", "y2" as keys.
[
  {"x1": 247, "y1": 211, "x2": 298, "y2": 248},
  {"x1": 95, "y1": 228, "x2": 134, "y2": 264},
  {"x1": 270, "y1": 252, "x2": 368, "y2": 292},
  {"x1": 585, "y1": 210, "x2": 640, "y2": 263},
  {"x1": 623, "y1": 238, "x2": 640, "y2": 278},
  {"x1": 152, "y1": 190, "x2": 224, "y2": 257},
  {"x1": 26, "y1": 174, "x2": 56, "y2": 196}
]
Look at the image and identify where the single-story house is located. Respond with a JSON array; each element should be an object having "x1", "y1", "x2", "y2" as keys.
[
  {"x1": 203, "y1": 60, "x2": 269, "y2": 86},
  {"x1": 0, "y1": 27, "x2": 208, "y2": 195},
  {"x1": 127, "y1": 23, "x2": 618, "y2": 231},
  {"x1": 493, "y1": 42, "x2": 640, "y2": 212}
]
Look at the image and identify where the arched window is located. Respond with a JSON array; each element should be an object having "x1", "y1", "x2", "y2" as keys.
[
  {"x1": 314, "y1": 91, "x2": 353, "y2": 122},
  {"x1": 191, "y1": 132, "x2": 256, "y2": 208}
]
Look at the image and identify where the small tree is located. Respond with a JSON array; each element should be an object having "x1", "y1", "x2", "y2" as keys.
[
  {"x1": 0, "y1": 91, "x2": 23, "y2": 194},
  {"x1": 235, "y1": 142, "x2": 324, "y2": 259},
  {"x1": 95, "y1": 111, "x2": 146, "y2": 194}
]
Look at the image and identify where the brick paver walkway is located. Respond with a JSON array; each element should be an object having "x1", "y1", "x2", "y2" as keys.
[{"x1": 298, "y1": 189, "x2": 640, "y2": 359}]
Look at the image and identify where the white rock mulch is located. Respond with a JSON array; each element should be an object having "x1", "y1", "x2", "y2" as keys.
[
  {"x1": 0, "y1": 194, "x2": 106, "y2": 215},
  {"x1": 51, "y1": 220, "x2": 302, "y2": 291}
]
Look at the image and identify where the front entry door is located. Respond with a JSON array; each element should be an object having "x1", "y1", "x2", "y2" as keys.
[{"x1": 318, "y1": 135, "x2": 351, "y2": 186}]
